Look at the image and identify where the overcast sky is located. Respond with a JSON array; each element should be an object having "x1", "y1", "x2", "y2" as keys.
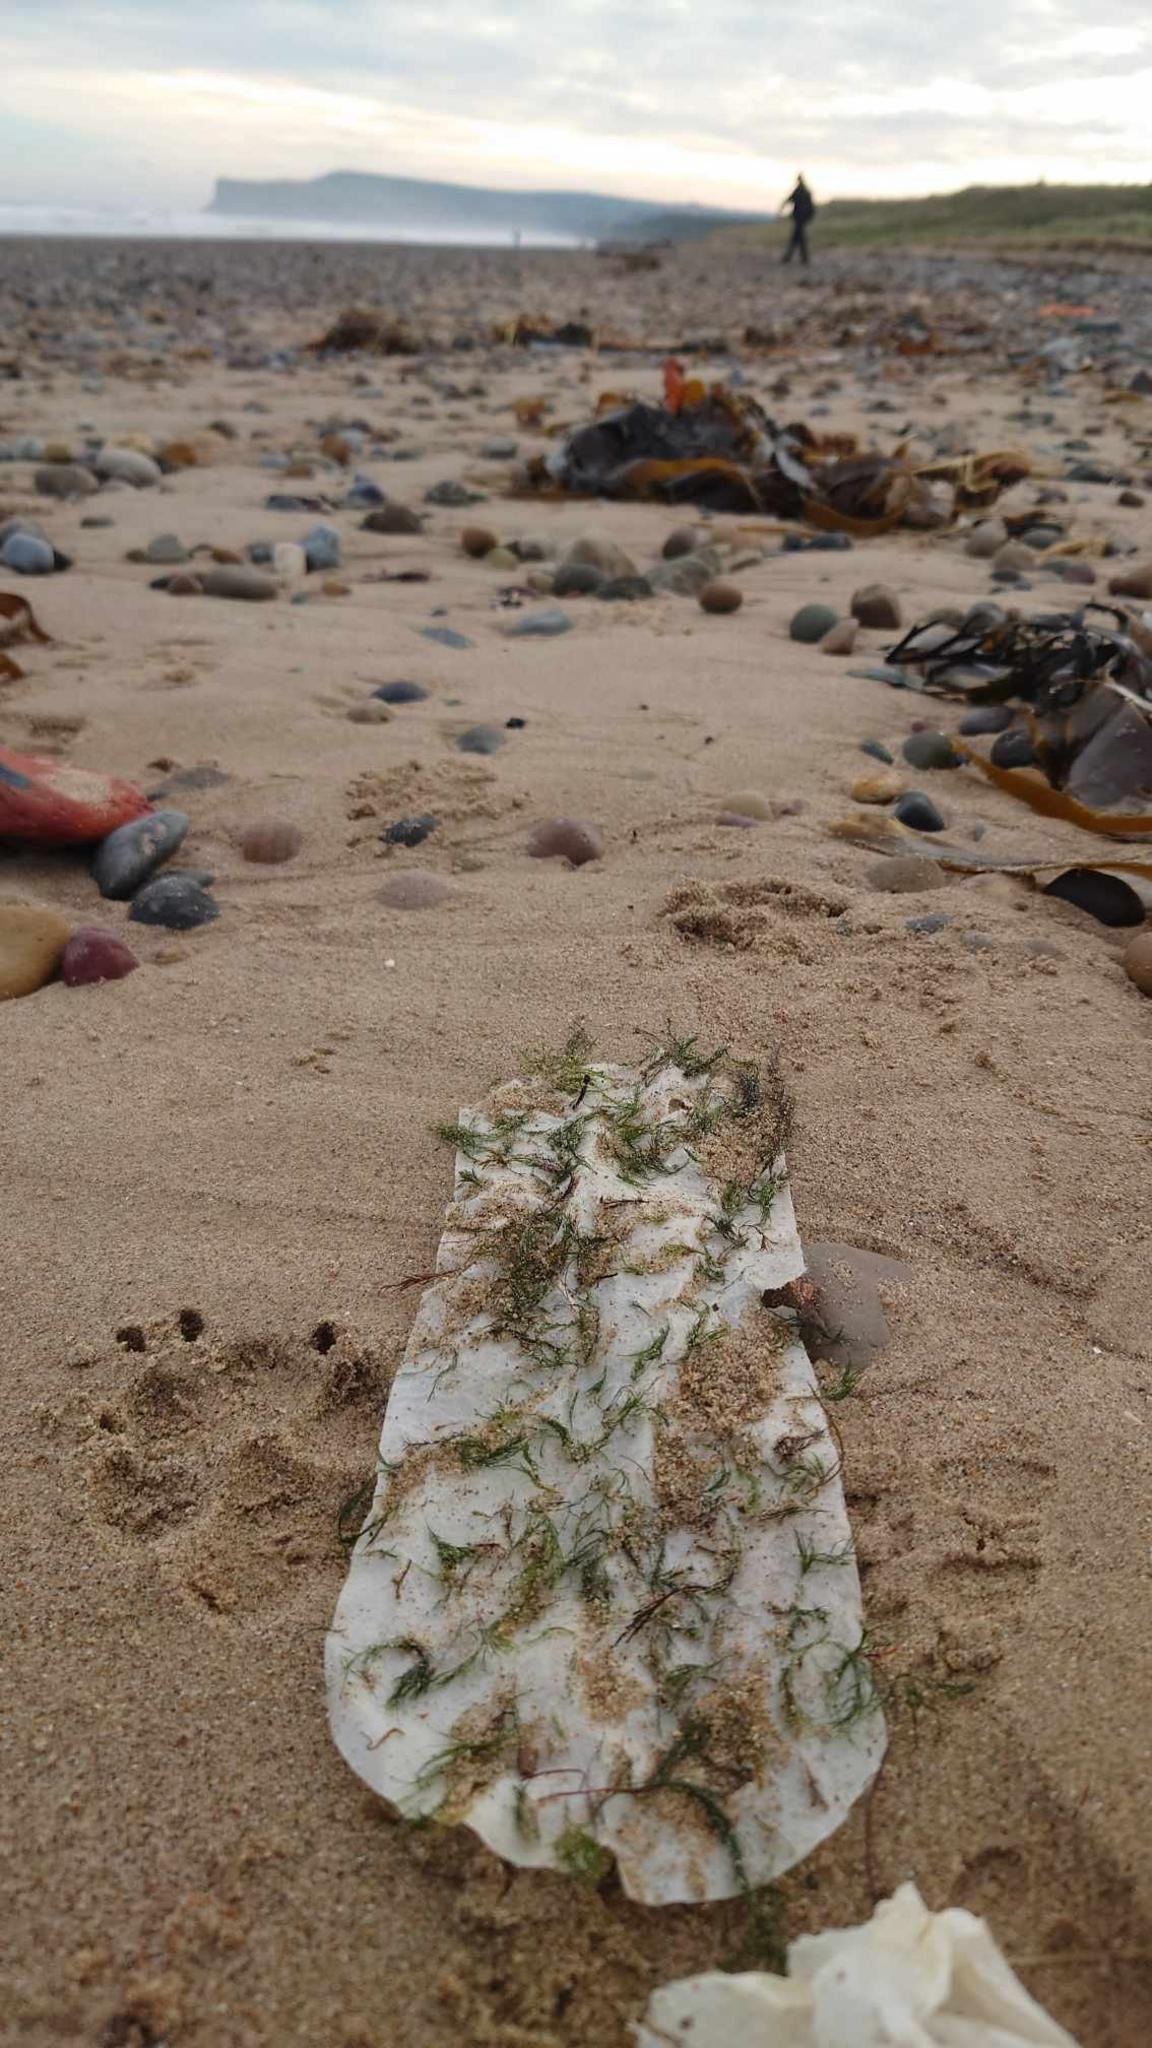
[{"x1": 3, "y1": 0, "x2": 1151, "y2": 214}]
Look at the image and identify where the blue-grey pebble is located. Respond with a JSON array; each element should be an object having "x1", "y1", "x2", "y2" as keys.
[
  {"x1": 905, "y1": 912, "x2": 950, "y2": 934},
  {"x1": 93, "y1": 809, "x2": 189, "y2": 900},
  {"x1": 894, "y1": 790, "x2": 945, "y2": 832},
  {"x1": 373, "y1": 680, "x2": 430, "y2": 704},
  {"x1": 129, "y1": 875, "x2": 219, "y2": 929},
  {"x1": 0, "y1": 532, "x2": 55, "y2": 574},
  {"x1": 902, "y1": 731, "x2": 961, "y2": 770},
  {"x1": 457, "y1": 725, "x2": 505, "y2": 755},
  {"x1": 383, "y1": 814, "x2": 437, "y2": 846},
  {"x1": 506, "y1": 608, "x2": 572, "y2": 638},
  {"x1": 553, "y1": 562, "x2": 603, "y2": 597},
  {"x1": 990, "y1": 729, "x2": 1037, "y2": 769},
  {"x1": 302, "y1": 524, "x2": 341, "y2": 572},
  {"x1": 860, "y1": 739, "x2": 894, "y2": 763},
  {"x1": 959, "y1": 706, "x2": 1013, "y2": 735},
  {"x1": 421, "y1": 626, "x2": 473, "y2": 649}
]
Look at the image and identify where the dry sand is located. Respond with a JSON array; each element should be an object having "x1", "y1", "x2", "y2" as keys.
[{"x1": 1, "y1": 238, "x2": 1150, "y2": 2047}]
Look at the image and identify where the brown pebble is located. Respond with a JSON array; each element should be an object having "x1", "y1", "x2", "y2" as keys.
[
  {"x1": 698, "y1": 580, "x2": 742, "y2": 615},
  {"x1": 820, "y1": 618, "x2": 858, "y2": 655},
  {"x1": 379, "y1": 872, "x2": 456, "y2": 909},
  {"x1": 165, "y1": 572, "x2": 204, "y2": 596},
  {"x1": 851, "y1": 771, "x2": 906, "y2": 804},
  {"x1": 238, "y1": 821, "x2": 303, "y2": 864},
  {"x1": 347, "y1": 702, "x2": 392, "y2": 724},
  {"x1": 992, "y1": 540, "x2": 1036, "y2": 571},
  {"x1": 1124, "y1": 929, "x2": 1152, "y2": 995},
  {"x1": 461, "y1": 526, "x2": 498, "y2": 558},
  {"x1": 1108, "y1": 561, "x2": 1152, "y2": 600},
  {"x1": 850, "y1": 584, "x2": 902, "y2": 630},
  {"x1": 323, "y1": 578, "x2": 351, "y2": 597},
  {"x1": 527, "y1": 818, "x2": 604, "y2": 865},
  {"x1": 1117, "y1": 490, "x2": 1145, "y2": 509},
  {"x1": 210, "y1": 547, "x2": 245, "y2": 565},
  {"x1": 0, "y1": 902, "x2": 71, "y2": 1000},
  {"x1": 867, "y1": 856, "x2": 947, "y2": 894},
  {"x1": 663, "y1": 526, "x2": 699, "y2": 559},
  {"x1": 152, "y1": 943, "x2": 189, "y2": 964}
]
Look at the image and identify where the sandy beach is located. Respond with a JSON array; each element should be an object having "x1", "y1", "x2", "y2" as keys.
[{"x1": 1, "y1": 235, "x2": 1150, "y2": 2047}]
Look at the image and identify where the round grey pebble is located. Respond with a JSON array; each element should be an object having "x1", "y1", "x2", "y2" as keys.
[
  {"x1": 959, "y1": 706, "x2": 1013, "y2": 735},
  {"x1": 552, "y1": 562, "x2": 603, "y2": 597},
  {"x1": 905, "y1": 912, "x2": 950, "y2": 934},
  {"x1": 790, "y1": 603, "x2": 841, "y2": 643},
  {"x1": 457, "y1": 725, "x2": 505, "y2": 754},
  {"x1": 129, "y1": 875, "x2": 219, "y2": 929},
  {"x1": 92, "y1": 809, "x2": 189, "y2": 901},
  {"x1": 373, "y1": 679, "x2": 429, "y2": 704},
  {"x1": 893, "y1": 790, "x2": 945, "y2": 832},
  {"x1": 990, "y1": 729, "x2": 1037, "y2": 769},
  {"x1": 901, "y1": 731, "x2": 961, "y2": 770}
]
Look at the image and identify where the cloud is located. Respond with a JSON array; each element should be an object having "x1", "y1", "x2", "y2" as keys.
[{"x1": 1, "y1": 0, "x2": 1150, "y2": 211}]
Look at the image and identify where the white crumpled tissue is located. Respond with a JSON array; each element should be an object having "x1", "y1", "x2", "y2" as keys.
[{"x1": 637, "y1": 1882, "x2": 1080, "y2": 2047}]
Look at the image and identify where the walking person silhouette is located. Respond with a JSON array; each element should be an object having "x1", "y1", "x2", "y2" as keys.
[{"x1": 781, "y1": 174, "x2": 816, "y2": 266}]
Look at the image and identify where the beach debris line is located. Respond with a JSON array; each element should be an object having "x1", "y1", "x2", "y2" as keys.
[
  {"x1": 637, "y1": 1882, "x2": 1080, "y2": 2047},
  {"x1": 327, "y1": 1030, "x2": 885, "y2": 1906}
]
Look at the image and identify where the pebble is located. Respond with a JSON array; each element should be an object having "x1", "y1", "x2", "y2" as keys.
[
  {"x1": 698, "y1": 580, "x2": 742, "y2": 615},
  {"x1": 790, "y1": 602, "x2": 840, "y2": 643},
  {"x1": 562, "y1": 535, "x2": 637, "y2": 581},
  {"x1": 486, "y1": 547, "x2": 519, "y2": 571},
  {"x1": 36, "y1": 463, "x2": 97, "y2": 500},
  {"x1": 302, "y1": 524, "x2": 341, "y2": 572},
  {"x1": 663, "y1": 527, "x2": 700, "y2": 559},
  {"x1": 992, "y1": 540, "x2": 1036, "y2": 572},
  {"x1": 1020, "y1": 524, "x2": 1063, "y2": 549},
  {"x1": 0, "y1": 745, "x2": 150, "y2": 845},
  {"x1": 850, "y1": 583, "x2": 902, "y2": 629},
  {"x1": 425, "y1": 480, "x2": 485, "y2": 507},
  {"x1": 505, "y1": 608, "x2": 572, "y2": 638},
  {"x1": 273, "y1": 542, "x2": 307, "y2": 582},
  {"x1": 866, "y1": 855, "x2": 947, "y2": 893},
  {"x1": 361, "y1": 504, "x2": 423, "y2": 534},
  {"x1": 0, "y1": 532, "x2": 55, "y2": 574},
  {"x1": 0, "y1": 903, "x2": 71, "y2": 1000},
  {"x1": 959, "y1": 706, "x2": 1013, "y2": 735},
  {"x1": 457, "y1": 725, "x2": 505, "y2": 754},
  {"x1": 347, "y1": 701, "x2": 392, "y2": 724},
  {"x1": 719, "y1": 790, "x2": 773, "y2": 819},
  {"x1": 647, "y1": 553, "x2": 718, "y2": 597},
  {"x1": 964, "y1": 518, "x2": 1007, "y2": 558},
  {"x1": 379, "y1": 872, "x2": 456, "y2": 909},
  {"x1": 142, "y1": 534, "x2": 189, "y2": 565},
  {"x1": 1047, "y1": 558, "x2": 1096, "y2": 586},
  {"x1": 1108, "y1": 562, "x2": 1152, "y2": 601},
  {"x1": 553, "y1": 561, "x2": 603, "y2": 597},
  {"x1": 990, "y1": 729, "x2": 1037, "y2": 769},
  {"x1": 422, "y1": 626, "x2": 473, "y2": 649},
  {"x1": 373, "y1": 680, "x2": 429, "y2": 705},
  {"x1": 851, "y1": 770, "x2": 905, "y2": 804},
  {"x1": 238, "y1": 820, "x2": 302, "y2": 863},
  {"x1": 461, "y1": 526, "x2": 498, "y2": 557},
  {"x1": 200, "y1": 565, "x2": 277, "y2": 602},
  {"x1": 902, "y1": 731, "x2": 960, "y2": 770},
  {"x1": 164, "y1": 573, "x2": 204, "y2": 596},
  {"x1": 129, "y1": 875, "x2": 219, "y2": 929},
  {"x1": 92, "y1": 808, "x2": 189, "y2": 900},
  {"x1": 1118, "y1": 490, "x2": 1145, "y2": 510},
  {"x1": 1123, "y1": 930, "x2": 1152, "y2": 996},
  {"x1": 717, "y1": 811, "x2": 759, "y2": 828},
  {"x1": 95, "y1": 446, "x2": 162, "y2": 488},
  {"x1": 149, "y1": 764, "x2": 229, "y2": 796},
  {"x1": 894, "y1": 791, "x2": 945, "y2": 832},
  {"x1": 598, "y1": 575, "x2": 651, "y2": 601},
  {"x1": 61, "y1": 926, "x2": 139, "y2": 986},
  {"x1": 527, "y1": 818, "x2": 604, "y2": 865},
  {"x1": 383, "y1": 815, "x2": 437, "y2": 847},
  {"x1": 905, "y1": 912, "x2": 950, "y2": 934},
  {"x1": 480, "y1": 437, "x2": 518, "y2": 460},
  {"x1": 820, "y1": 618, "x2": 857, "y2": 655},
  {"x1": 859, "y1": 739, "x2": 894, "y2": 763}
]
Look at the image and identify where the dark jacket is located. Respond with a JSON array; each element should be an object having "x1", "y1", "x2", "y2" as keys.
[{"x1": 788, "y1": 183, "x2": 815, "y2": 225}]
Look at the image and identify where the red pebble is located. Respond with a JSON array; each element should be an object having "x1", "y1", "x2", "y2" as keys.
[
  {"x1": 61, "y1": 926, "x2": 139, "y2": 986},
  {"x1": 0, "y1": 745, "x2": 151, "y2": 846}
]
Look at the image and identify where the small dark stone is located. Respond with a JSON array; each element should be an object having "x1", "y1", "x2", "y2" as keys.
[
  {"x1": 598, "y1": 575, "x2": 652, "y2": 602},
  {"x1": 129, "y1": 875, "x2": 220, "y2": 929},
  {"x1": 958, "y1": 706, "x2": 1013, "y2": 736},
  {"x1": 373, "y1": 679, "x2": 430, "y2": 704},
  {"x1": 505, "y1": 716, "x2": 527, "y2": 729},
  {"x1": 421, "y1": 626, "x2": 473, "y2": 649},
  {"x1": 92, "y1": 809, "x2": 189, "y2": 900},
  {"x1": 361, "y1": 504, "x2": 423, "y2": 534},
  {"x1": 553, "y1": 561, "x2": 603, "y2": 597},
  {"x1": 456, "y1": 725, "x2": 505, "y2": 755},
  {"x1": 901, "y1": 731, "x2": 960, "y2": 771},
  {"x1": 860, "y1": 739, "x2": 894, "y2": 763},
  {"x1": 790, "y1": 602, "x2": 841, "y2": 643},
  {"x1": 383, "y1": 814, "x2": 437, "y2": 846},
  {"x1": 905, "y1": 912, "x2": 949, "y2": 934},
  {"x1": 425, "y1": 479, "x2": 485, "y2": 507},
  {"x1": 662, "y1": 526, "x2": 699, "y2": 559},
  {"x1": 990, "y1": 729, "x2": 1037, "y2": 769},
  {"x1": 893, "y1": 791, "x2": 945, "y2": 832}
]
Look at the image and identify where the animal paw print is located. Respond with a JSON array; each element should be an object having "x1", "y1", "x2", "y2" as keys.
[{"x1": 665, "y1": 875, "x2": 848, "y2": 959}]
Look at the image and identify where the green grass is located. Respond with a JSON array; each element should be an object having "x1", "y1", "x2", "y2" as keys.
[{"x1": 714, "y1": 181, "x2": 1152, "y2": 251}]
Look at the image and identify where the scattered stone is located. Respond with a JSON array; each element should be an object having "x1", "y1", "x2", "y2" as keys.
[
  {"x1": 553, "y1": 561, "x2": 603, "y2": 597},
  {"x1": 61, "y1": 926, "x2": 139, "y2": 986},
  {"x1": 273, "y1": 541, "x2": 307, "y2": 582},
  {"x1": 0, "y1": 532, "x2": 55, "y2": 574},
  {"x1": 421, "y1": 626, "x2": 473, "y2": 649},
  {"x1": 347, "y1": 701, "x2": 392, "y2": 724},
  {"x1": 238, "y1": 820, "x2": 302, "y2": 863},
  {"x1": 0, "y1": 902, "x2": 71, "y2": 1000},
  {"x1": 894, "y1": 790, "x2": 945, "y2": 832},
  {"x1": 461, "y1": 526, "x2": 498, "y2": 558},
  {"x1": 379, "y1": 872, "x2": 456, "y2": 909},
  {"x1": 94, "y1": 446, "x2": 162, "y2": 488},
  {"x1": 959, "y1": 707, "x2": 1013, "y2": 735},
  {"x1": 480, "y1": 437, "x2": 518, "y2": 460},
  {"x1": 990, "y1": 729, "x2": 1037, "y2": 769},
  {"x1": 851, "y1": 771, "x2": 905, "y2": 804},
  {"x1": 905, "y1": 912, "x2": 950, "y2": 934},
  {"x1": 859, "y1": 739, "x2": 893, "y2": 763},
  {"x1": 719, "y1": 790, "x2": 773, "y2": 819},
  {"x1": 820, "y1": 618, "x2": 857, "y2": 655},
  {"x1": 361, "y1": 504, "x2": 423, "y2": 535},
  {"x1": 716, "y1": 811, "x2": 759, "y2": 828},
  {"x1": 164, "y1": 573, "x2": 204, "y2": 596},
  {"x1": 129, "y1": 875, "x2": 219, "y2": 930},
  {"x1": 373, "y1": 679, "x2": 429, "y2": 705},
  {"x1": 1118, "y1": 490, "x2": 1145, "y2": 510},
  {"x1": 1123, "y1": 930, "x2": 1152, "y2": 996},
  {"x1": 1047, "y1": 558, "x2": 1096, "y2": 586},
  {"x1": 867, "y1": 855, "x2": 947, "y2": 893},
  {"x1": 149, "y1": 764, "x2": 229, "y2": 797},
  {"x1": 562, "y1": 535, "x2": 637, "y2": 581},
  {"x1": 0, "y1": 745, "x2": 150, "y2": 845},
  {"x1": 850, "y1": 584, "x2": 902, "y2": 630},
  {"x1": 992, "y1": 540, "x2": 1036, "y2": 572},
  {"x1": 200, "y1": 565, "x2": 277, "y2": 602},
  {"x1": 662, "y1": 526, "x2": 699, "y2": 559},
  {"x1": 647, "y1": 553, "x2": 717, "y2": 597},
  {"x1": 302, "y1": 524, "x2": 341, "y2": 572},
  {"x1": 425, "y1": 480, "x2": 485, "y2": 507},
  {"x1": 698, "y1": 581, "x2": 742, "y2": 615},
  {"x1": 789, "y1": 602, "x2": 840, "y2": 643},
  {"x1": 92, "y1": 809, "x2": 189, "y2": 900},
  {"x1": 902, "y1": 731, "x2": 960, "y2": 770},
  {"x1": 1108, "y1": 561, "x2": 1152, "y2": 601},
  {"x1": 486, "y1": 546, "x2": 519, "y2": 571},
  {"x1": 457, "y1": 725, "x2": 505, "y2": 754},
  {"x1": 141, "y1": 534, "x2": 189, "y2": 565},
  {"x1": 383, "y1": 815, "x2": 437, "y2": 847},
  {"x1": 35, "y1": 463, "x2": 97, "y2": 500},
  {"x1": 964, "y1": 518, "x2": 1007, "y2": 558},
  {"x1": 527, "y1": 818, "x2": 604, "y2": 865},
  {"x1": 505, "y1": 608, "x2": 572, "y2": 638}
]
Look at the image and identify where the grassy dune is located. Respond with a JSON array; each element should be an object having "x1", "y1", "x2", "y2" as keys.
[{"x1": 705, "y1": 182, "x2": 1152, "y2": 251}]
